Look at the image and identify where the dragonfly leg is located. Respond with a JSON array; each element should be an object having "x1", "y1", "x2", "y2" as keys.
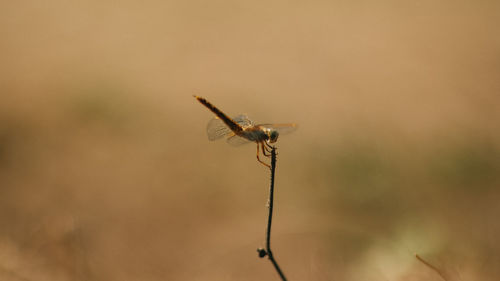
[
  {"x1": 263, "y1": 142, "x2": 275, "y2": 156},
  {"x1": 256, "y1": 143, "x2": 271, "y2": 168},
  {"x1": 261, "y1": 142, "x2": 271, "y2": 157}
]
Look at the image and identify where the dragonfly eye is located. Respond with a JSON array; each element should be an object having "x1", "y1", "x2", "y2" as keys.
[{"x1": 268, "y1": 130, "x2": 279, "y2": 143}]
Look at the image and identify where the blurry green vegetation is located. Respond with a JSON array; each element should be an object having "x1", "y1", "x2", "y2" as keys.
[
  {"x1": 307, "y1": 133, "x2": 500, "y2": 239},
  {"x1": 294, "y1": 132, "x2": 500, "y2": 279},
  {"x1": 313, "y1": 140, "x2": 404, "y2": 210},
  {"x1": 66, "y1": 82, "x2": 137, "y2": 131},
  {"x1": 325, "y1": 228, "x2": 373, "y2": 263},
  {"x1": 429, "y1": 140, "x2": 500, "y2": 191},
  {"x1": 0, "y1": 118, "x2": 39, "y2": 170},
  {"x1": 315, "y1": 135, "x2": 499, "y2": 203}
]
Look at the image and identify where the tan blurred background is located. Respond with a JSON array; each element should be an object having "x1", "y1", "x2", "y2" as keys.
[{"x1": 1, "y1": 1, "x2": 499, "y2": 280}]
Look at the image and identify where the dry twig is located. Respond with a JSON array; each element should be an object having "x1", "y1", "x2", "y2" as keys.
[{"x1": 257, "y1": 147, "x2": 287, "y2": 281}]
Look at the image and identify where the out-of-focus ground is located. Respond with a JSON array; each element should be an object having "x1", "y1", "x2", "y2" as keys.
[{"x1": 1, "y1": 1, "x2": 499, "y2": 280}]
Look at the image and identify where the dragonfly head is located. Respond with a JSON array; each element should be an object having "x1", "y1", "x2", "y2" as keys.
[{"x1": 267, "y1": 129, "x2": 279, "y2": 143}]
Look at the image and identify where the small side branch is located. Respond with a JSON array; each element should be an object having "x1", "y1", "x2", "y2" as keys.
[
  {"x1": 257, "y1": 147, "x2": 287, "y2": 281},
  {"x1": 415, "y1": 254, "x2": 448, "y2": 281}
]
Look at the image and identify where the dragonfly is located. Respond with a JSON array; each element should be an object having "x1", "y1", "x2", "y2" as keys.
[{"x1": 194, "y1": 96, "x2": 297, "y2": 168}]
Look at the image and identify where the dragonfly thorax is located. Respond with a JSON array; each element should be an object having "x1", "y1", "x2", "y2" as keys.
[{"x1": 241, "y1": 126, "x2": 280, "y2": 143}]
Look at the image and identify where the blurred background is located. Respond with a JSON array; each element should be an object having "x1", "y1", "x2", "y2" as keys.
[{"x1": 1, "y1": 1, "x2": 499, "y2": 280}]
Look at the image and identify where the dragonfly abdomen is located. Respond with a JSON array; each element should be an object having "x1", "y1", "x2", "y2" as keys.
[{"x1": 194, "y1": 96, "x2": 243, "y2": 133}]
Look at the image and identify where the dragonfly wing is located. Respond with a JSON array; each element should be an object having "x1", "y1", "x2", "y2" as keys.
[
  {"x1": 206, "y1": 114, "x2": 254, "y2": 141},
  {"x1": 226, "y1": 133, "x2": 252, "y2": 146},
  {"x1": 206, "y1": 118, "x2": 232, "y2": 141},
  {"x1": 259, "y1": 123, "x2": 298, "y2": 135},
  {"x1": 233, "y1": 114, "x2": 254, "y2": 129}
]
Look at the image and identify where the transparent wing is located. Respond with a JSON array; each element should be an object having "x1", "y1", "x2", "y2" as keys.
[
  {"x1": 258, "y1": 123, "x2": 298, "y2": 135},
  {"x1": 206, "y1": 118, "x2": 232, "y2": 141},
  {"x1": 206, "y1": 114, "x2": 255, "y2": 141},
  {"x1": 226, "y1": 133, "x2": 252, "y2": 146},
  {"x1": 233, "y1": 114, "x2": 254, "y2": 128}
]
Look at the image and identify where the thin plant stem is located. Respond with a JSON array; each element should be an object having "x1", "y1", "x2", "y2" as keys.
[
  {"x1": 416, "y1": 254, "x2": 448, "y2": 281},
  {"x1": 257, "y1": 146, "x2": 287, "y2": 281}
]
